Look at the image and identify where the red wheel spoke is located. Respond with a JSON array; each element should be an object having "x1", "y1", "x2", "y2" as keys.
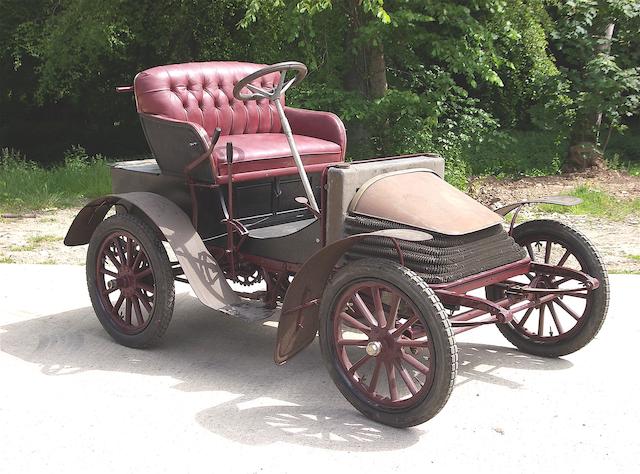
[
  {"x1": 132, "y1": 248, "x2": 143, "y2": 271},
  {"x1": 102, "y1": 286, "x2": 119, "y2": 295},
  {"x1": 385, "y1": 361, "x2": 399, "y2": 401},
  {"x1": 392, "y1": 314, "x2": 419, "y2": 337},
  {"x1": 136, "y1": 267, "x2": 152, "y2": 279},
  {"x1": 138, "y1": 282, "x2": 154, "y2": 293},
  {"x1": 352, "y1": 292, "x2": 377, "y2": 327},
  {"x1": 368, "y1": 359, "x2": 382, "y2": 395},
  {"x1": 396, "y1": 360, "x2": 419, "y2": 395},
  {"x1": 116, "y1": 237, "x2": 128, "y2": 266},
  {"x1": 135, "y1": 290, "x2": 153, "y2": 312},
  {"x1": 537, "y1": 303, "x2": 546, "y2": 336},
  {"x1": 547, "y1": 301, "x2": 564, "y2": 335},
  {"x1": 132, "y1": 296, "x2": 144, "y2": 326},
  {"x1": 111, "y1": 239, "x2": 123, "y2": 266},
  {"x1": 544, "y1": 240, "x2": 552, "y2": 263},
  {"x1": 557, "y1": 249, "x2": 571, "y2": 267},
  {"x1": 105, "y1": 248, "x2": 121, "y2": 269},
  {"x1": 554, "y1": 277, "x2": 571, "y2": 286},
  {"x1": 339, "y1": 312, "x2": 371, "y2": 334},
  {"x1": 516, "y1": 307, "x2": 534, "y2": 328},
  {"x1": 125, "y1": 298, "x2": 132, "y2": 325},
  {"x1": 397, "y1": 337, "x2": 428, "y2": 348},
  {"x1": 371, "y1": 286, "x2": 386, "y2": 328},
  {"x1": 337, "y1": 338, "x2": 368, "y2": 346},
  {"x1": 348, "y1": 354, "x2": 372, "y2": 375},
  {"x1": 554, "y1": 297, "x2": 581, "y2": 321},
  {"x1": 126, "y1": 237, "x2": 133, "y2": 267},
  {"x1": 386, "y1": 293, "x2": 401, "y2": 328},
  {"x1": 401, "y1": 352, "x2": 429, "y2": 374},
  {"x1": 113, "y1": 293, "x2": 125, "y2": 313},
  {"x1": 526, "y1": 243, "x2": 535, "y2": 260},
  {"x1": 100, "y1": 267, "x2": 118, "y2": 277}
]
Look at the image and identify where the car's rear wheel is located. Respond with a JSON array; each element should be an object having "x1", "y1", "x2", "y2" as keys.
[
  {"x1": 319, "y1": 259, "x2": 457, "y2": 427},
  {"x1": 487, "y1": 219, "x2": 609, "y2": 357},
  {"x1": 87, "y1": 213, "x2": 175, "y2": 348}
]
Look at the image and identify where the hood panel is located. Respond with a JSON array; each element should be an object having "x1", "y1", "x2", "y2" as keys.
[{"x1": 348, "y1": 170, "x2": 503, "y2": 236}]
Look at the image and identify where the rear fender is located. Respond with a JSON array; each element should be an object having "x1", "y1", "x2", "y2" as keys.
[
  {"x1": 275, "y1": 228, "x2": 432, "y2": 364},
  {"x1": 65, "y1": 192, "x2": 240, "y2": 310},
  {"x1": 493, "y1": 195, "x2": 583, "y2": 235},
  {"x1": 493, "y1": 195, "x2": 583, "y2": 217}
]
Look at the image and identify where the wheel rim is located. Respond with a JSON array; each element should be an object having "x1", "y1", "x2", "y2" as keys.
[
  {"x1": 332, "y1": 281, "x2": 435, "y2": 408},
  {"x1": 511, "y1": 233, "x2": 593, "y2": 342},
  {"x1": 96, "y1": 231, "x2": 156, "y2": 334}
]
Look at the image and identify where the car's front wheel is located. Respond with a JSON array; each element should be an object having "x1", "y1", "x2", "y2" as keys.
[{"x1": 319, "y1": 258, "x2": 457, "y2": 427}]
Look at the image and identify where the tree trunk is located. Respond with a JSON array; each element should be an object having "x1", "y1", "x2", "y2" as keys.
[
  {"x1": 594, "y1": 23, "x2": 615, "y2": 142},
  {"x1": 567, "y1": 22, "x2": 615, "y2": 170},
  {"x1": 368, "y1": 43, "x2": 387, "y2": 99},
  {"x1": 341, "y1": 0, "x2": 389, "y2": 159}
]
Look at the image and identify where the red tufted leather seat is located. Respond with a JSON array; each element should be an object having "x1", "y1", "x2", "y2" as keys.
[{"x1": 134, "y1": 61, "x2": 346, "y2": 181}]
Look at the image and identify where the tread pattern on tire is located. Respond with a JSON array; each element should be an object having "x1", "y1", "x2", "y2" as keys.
[
  {"x1": 319, "y1": 258, "x2": 458, "y2": 427},
  {"x1": 492, "y1": 219, "x2": 609, "y2": 357},
  {"x1": 86, "y1": 213, "x2": 175, "y2": 348}
]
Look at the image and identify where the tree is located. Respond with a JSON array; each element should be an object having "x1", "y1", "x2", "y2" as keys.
[{"x1": 546, "y1": 0, "x2": 640, "y2": 168}]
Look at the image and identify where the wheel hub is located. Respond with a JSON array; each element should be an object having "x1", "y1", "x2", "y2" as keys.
[{"x1": 366, "y1": 341, "x2": 382, "y2": 357}]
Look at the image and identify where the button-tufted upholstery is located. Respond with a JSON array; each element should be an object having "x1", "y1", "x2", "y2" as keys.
[
  {"x1": 135, "y1": 62, "x2": 284, "y2": 136},
  {"x1": 134, "y1": 61, "x2": 346, "y2": 181}
]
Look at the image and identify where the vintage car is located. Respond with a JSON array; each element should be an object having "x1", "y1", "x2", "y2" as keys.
[{"x1": 65, "y1": 61, "x2": 609, "y2": 427}]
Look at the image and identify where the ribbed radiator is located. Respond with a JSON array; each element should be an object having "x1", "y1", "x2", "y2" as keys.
[{"x1": 344, "y1": 215, "x2": 527, "y2": 284}]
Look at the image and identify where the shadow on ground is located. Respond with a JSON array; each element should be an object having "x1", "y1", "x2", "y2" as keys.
[{"x1": 0, "y1": 292, "x2": 572, "y2": 451}]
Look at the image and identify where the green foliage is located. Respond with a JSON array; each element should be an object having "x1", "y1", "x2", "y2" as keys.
[
  {"x1": 538, "y1": 184, "x2": 640, "y2": 220},
  {"x1": 606, "y1": 128, "x2": 640, "y2": 162},
  {"x1": 0, "y1": 146, "x2": 111, "y2": 212},
  {"x1": 0, "y1": 0, "x2": 638, "y2": 180},
  {"x1": 464, "y1": 130, "x2": 565, "y2": 177},
  {"x1": 545, "y1": 0, "x2": 640, "y2": 144}
]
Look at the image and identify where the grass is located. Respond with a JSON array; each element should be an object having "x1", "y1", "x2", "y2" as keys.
[
  {"x1": 538, "y1": 185, "x2": 640, "y2": 220},
  {"x1": 627, "y1": 254, "x2": 640, "y2": 262},
  {"x1": 0, "y1": 146, "x2": 111, "y2": 213},
  {"x1": 0, "y1": 254, "x2": 16, "y2": 263},
  {"x1": 8, "y1": 234, "x2": 59, "y2": 252},
  {"x1": 28, "y1": 234, "x2": 59, "y2": 244}
]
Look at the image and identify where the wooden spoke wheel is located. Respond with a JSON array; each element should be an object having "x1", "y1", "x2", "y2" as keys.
[
  {"x1": 319, "y1": 259, "x2": 457, "y2": 428},
  {"x1": 87, "y1": 213, "x2": 175, "y2": 348},
  {"x1": 487, "y1": 219, "x2": 609, "y2": 357}
]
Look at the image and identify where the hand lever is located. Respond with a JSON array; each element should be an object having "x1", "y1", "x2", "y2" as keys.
[
  {"x1": 211, "y1": 127, "x2": 222, "y2": 146},
  {"x1": 295, "y1": 196, "x2": 320, "y2": 219}
]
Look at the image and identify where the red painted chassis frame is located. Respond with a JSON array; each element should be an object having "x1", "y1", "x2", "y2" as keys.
[{"x1": 182, "y1": 150, "x2": 600, "y2": 332}]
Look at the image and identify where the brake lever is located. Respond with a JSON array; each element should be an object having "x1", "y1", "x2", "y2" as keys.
[{"x1": 211, "y1": 127, "x2": 222, "y2": 147}]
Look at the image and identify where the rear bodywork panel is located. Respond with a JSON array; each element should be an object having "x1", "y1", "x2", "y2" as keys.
[{"x1": 65, "y1": 192, "x2": 240, "y2": 311}]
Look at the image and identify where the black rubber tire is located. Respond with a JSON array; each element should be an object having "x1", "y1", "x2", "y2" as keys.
[
  {"x1": 487, "y1": 219, "x2": 609, "y2": 358},
  {"x1": 319, "y1": 258, "x2": 458, "y2": 428},
  {"x1": 86, "y1": 213, "x2": 175, "y2": 348}
]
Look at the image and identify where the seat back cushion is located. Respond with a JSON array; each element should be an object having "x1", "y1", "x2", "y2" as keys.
[{"x1": 134, "y1": 61, "x2": 284, "y2": 137}]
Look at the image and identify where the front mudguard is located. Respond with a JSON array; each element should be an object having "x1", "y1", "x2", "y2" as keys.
[
  {"x1": 274, "y1": 228, "x2": 431, "y2": 364},
  {"x1": 65, "y1": 192, "x2": 240, "y2": 310}
]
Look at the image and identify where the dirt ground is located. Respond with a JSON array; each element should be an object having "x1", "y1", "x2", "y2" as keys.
[
  {"x1": 469, "y1": 168, "x2": 640, "y2": 206},
  {"x1": 1, "y1": 169, "x2": 638, "y2": 272}
]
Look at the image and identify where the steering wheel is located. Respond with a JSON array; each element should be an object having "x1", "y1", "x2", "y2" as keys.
[{"x1": 233, "y1": 61, "x2": 307, "y2": 101}]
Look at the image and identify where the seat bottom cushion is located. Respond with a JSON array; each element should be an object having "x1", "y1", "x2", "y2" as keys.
[{"x1": 213, "y1": 133, "x2": 343, "y2": 176}]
